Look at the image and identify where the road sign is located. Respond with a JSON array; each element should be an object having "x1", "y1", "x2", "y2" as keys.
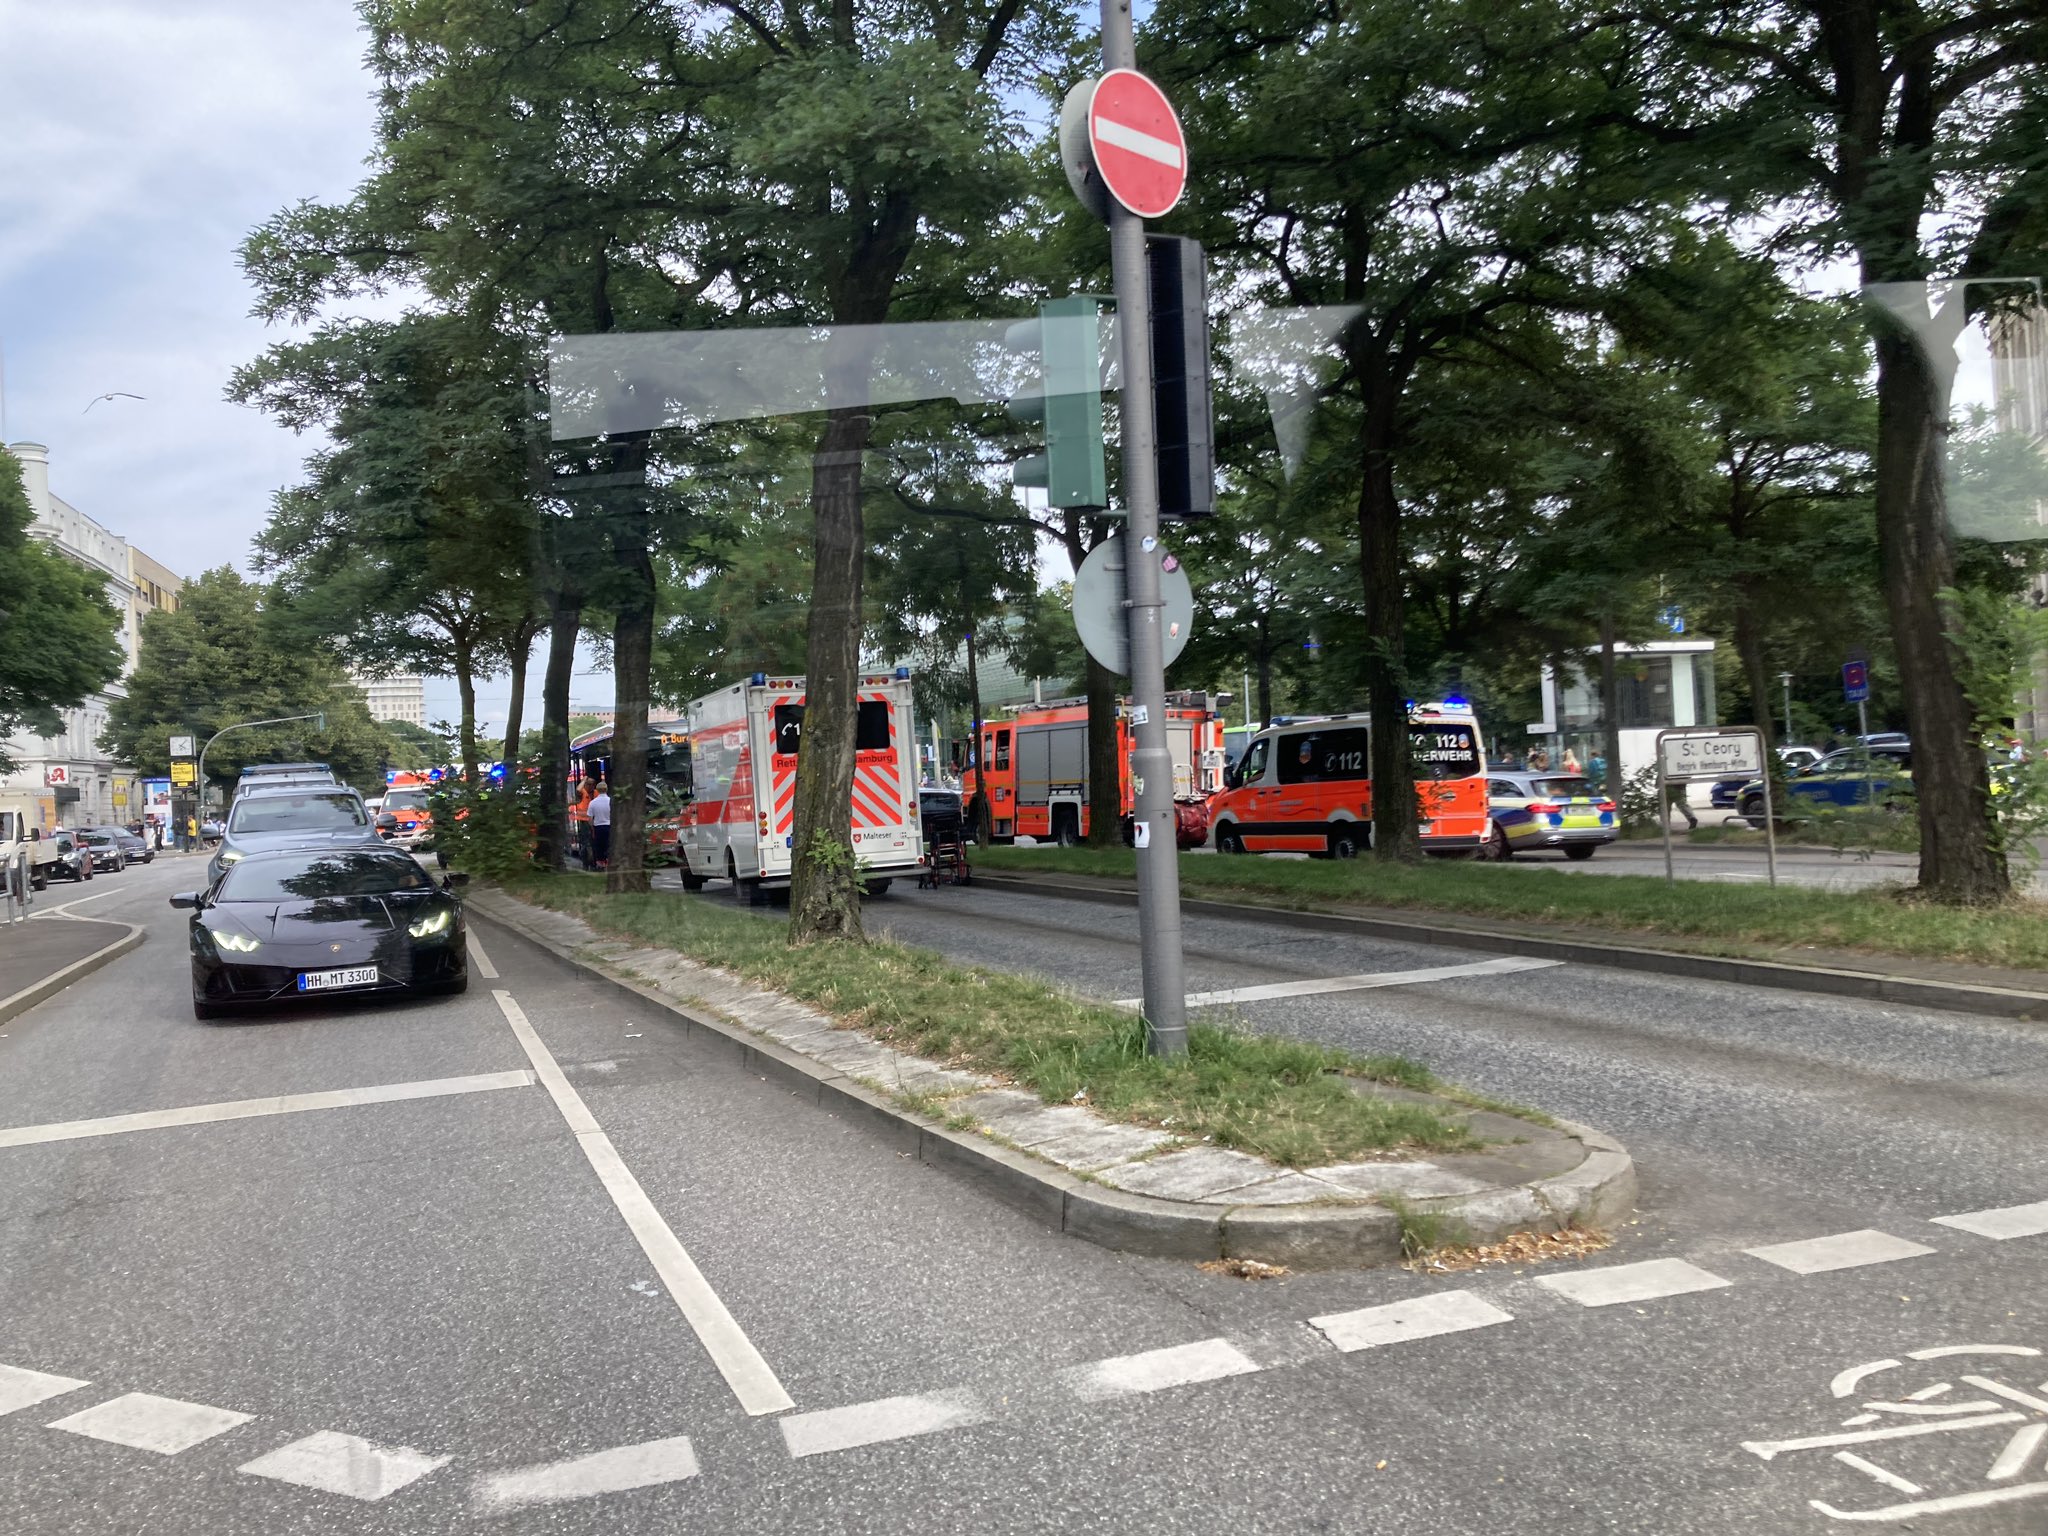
[
  {"x1": 1072, "y1": 534, "x2": 1193, "y2": 675},
  {"x1": 1659, "y1": 731, "x2": 1763, "y2": 780},
  {"x1": 169, "y1": 734, "x2": 195, "y2": 758},
  {"x1": 1086, "y1": 69, "x2": 1187, "y2": 219},
  {"x1": 170, "y1": 761, "x2": 197, "y2": 787},
  {"x1": 1842, "y1": 660, "x2": 1870, "y2": 703}
]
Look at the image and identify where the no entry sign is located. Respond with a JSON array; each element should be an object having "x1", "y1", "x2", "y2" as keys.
[{"x1": 1086, "y1": 69, "x2": 1187, "y2": 219}]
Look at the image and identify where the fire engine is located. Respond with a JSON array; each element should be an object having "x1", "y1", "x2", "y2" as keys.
[
  {"x1": 963, "y1": 692, "x2": 1227, "y2": 847},
  {"x1": 1206, "y1": 700, "x2": 1489, "y2": 857},
  {"x1": 665, "y1": 670, "x2": 924, "y2": 903}
]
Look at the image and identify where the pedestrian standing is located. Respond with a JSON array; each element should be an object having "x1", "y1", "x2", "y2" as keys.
[
  {"x1": 186, "y1": 814, "x2": 199, "y2": 851},
  {"x1": 1561, "y1": 748, "x2": 1582, "y2": 774},
  {"x1": 1528, "y1": 746, "x2": 1550, "y2": 772},
  {"x1": 588, "y1": 782, "x2": 612, "y2": 870}
]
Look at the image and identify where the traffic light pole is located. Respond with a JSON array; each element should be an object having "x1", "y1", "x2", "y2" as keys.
[{"x1": 1101, "y1": 0, "x2": 1187, "y2": 1056}]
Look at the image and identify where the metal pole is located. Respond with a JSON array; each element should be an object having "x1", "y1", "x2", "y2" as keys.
[
  {"x1": 1779, "y1": 671, "x2": 1793, "y2": 744},
  {"x1": 1761, "y1": 741, "x2": 1779, "y2": 888},
  {"x1": 1102, "y1": 0, "x2": 1186, "y2": 1057},
  {"x1": 1857, "y1": 698, "x2": 1869, "y2": 740},
  {"x1": 196, "y1": 712, "x2": 328, "y2": 816}
]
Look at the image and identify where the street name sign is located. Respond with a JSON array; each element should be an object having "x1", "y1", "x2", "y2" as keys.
[
  {"x1": 1085, "y1": 70, "x2": 1187, "y2": 219},
  {"x1": 1659, "y1": 731, "x2": 1764, "y2": 780}
]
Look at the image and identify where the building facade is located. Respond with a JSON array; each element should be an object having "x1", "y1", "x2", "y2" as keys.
[
  {"x1": 1991, "y1": 305, "x2": 2048, "y2": 738},
  {"x1": 351, "y1": 670, "x2": 427, "y2": 727},
  {"x1": 0, "y1": 441, "x2": 182, "y2": 829}
]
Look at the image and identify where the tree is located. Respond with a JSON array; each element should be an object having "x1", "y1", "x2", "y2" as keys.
[
  {"x1": 1634, "y1": 1, "x2": 2048, "y2": 898},
  {"x1": 0, "y1": 449, "x2": 125, "y2": 771},
  {"x1": 382, "y1": 719, "x2": 454, "y2": 771},
  {"x1": 100, "y1": 569, "x2": 394, "y2": 798}
]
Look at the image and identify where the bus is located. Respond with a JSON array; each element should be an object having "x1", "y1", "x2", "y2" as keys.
[{"x1": 567, "y1": 719, "x2": 693, "y2": 866}]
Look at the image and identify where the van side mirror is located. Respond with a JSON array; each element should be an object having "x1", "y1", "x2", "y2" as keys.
[
  {"x1": 169, "y1": 892, "x2": 201, "y2": 910},
  {"x1": 446, "y1": 871, "x2": 470, "y2": 888}
]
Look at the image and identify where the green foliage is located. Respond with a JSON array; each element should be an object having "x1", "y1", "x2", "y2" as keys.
[
  {"x1": 0, "y1": 449, "x2": 125, "y2": 770},
  {"x1": 98, "y1": 568, "x2": 394, "y2": 795},
  {"x1": 426, "y1": 770, "x2": 543, "y2": 882}
]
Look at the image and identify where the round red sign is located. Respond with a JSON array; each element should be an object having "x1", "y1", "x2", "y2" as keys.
[{"x1": 1086, "y1": 69, "x2": 1187, "y2": 219}]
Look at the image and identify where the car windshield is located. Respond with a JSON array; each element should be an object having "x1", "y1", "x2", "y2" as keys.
[
  {"x1": 384, "y1": 790, "x2": 429, "y2": 811},
  {"x1": 229, "y1": 793, "x2": 368, "y2": 834},
  {"x1": 218, "y1": 850, "x2": 435, "y2": 901}
]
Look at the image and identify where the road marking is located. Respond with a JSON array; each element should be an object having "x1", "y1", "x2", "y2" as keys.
[
  {"x1": 467, "y1": 933, "x2": 499, "y2": 979},
  {"x1": 1310, "y1": 1290, "x2": 1515, "y2": 1351},
  {"x1": 778, "y1": 1391, "x2": 985, "y2": 1459},
  {"x1": 1834, "y1": 1450, "x2": 1923, "y2": 1496},
  {"x1": 1963, "y1": 1374, "x2": 2048, "y2": 1414},
  {"x1": 1813, "y1": 1481, "x2": 2048, "y2": 1521},
  {"x1": 0, "y1": 1364, "x2": 89, "y2": 1416},
  {"x1": 1746, "y1": 1411, "x2": 2027, "y2": 1460},
  {"x1": 48, "y1": 1391, "x2": 253, "y2": 1454},
  {"x1": 1064, "y1": 1338, "x2": 1261, "y2": 1400},
  {"x1": 0, "y1": 1070, "x2": 535, "y2": 1150},
  {"x1": 238, "y1": 1430, "x2": 449, "y2": 1502},
  {"x1": 1744, "y1": 1229, "x2": 1937, "y2": 1275},
  {"x1": 1989, "y1": 1422, "x2": 2048, "y2": 1481},
  {"x1": 1536, "y1": 1258, "x2": 1732, "y2": 1308},
  {"x1": 473, "y1": 1434, "x2": 699, "y2": 1510},
  {"x1": 32, "y1": 888, "x2": 125, "y2": 918},
  {"x1": 490, "y1": 989, "x2": 793, "y2": 1418},
  {"x1": 1115, "y1": 956, "x2": 1562, "y2": 1010},
  {"x1": 1932, "y1": 1200, "x2": 2048, "y2": 1241}
]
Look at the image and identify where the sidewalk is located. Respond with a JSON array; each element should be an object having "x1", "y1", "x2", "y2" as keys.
[{"x1": 0, "y1": 916, "x2": 144, "y2": 1025}]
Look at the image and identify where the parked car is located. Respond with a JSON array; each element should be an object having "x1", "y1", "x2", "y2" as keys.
[
  {"x1": 173, "y1": 845, "x2": 469, "y2": 1020},
  {"x1": 1707, "y1": 745, "x2": 1824, "y2": 809},
  {"x1": 45, "y1": 830, "x2": 95, "y2": 882},
  {"x1": 1482, "y1": 772, "x2": 1618, "y2": 860},
  {"x1": 74, "y1": 828, "x2": 126, "y2": 873},
  {"x1": 90, "y1": 824, "x2": 154, "y2": 864},
  {"x1": 1735, "y1": 745, "x2": 1913, "y2": 823}
]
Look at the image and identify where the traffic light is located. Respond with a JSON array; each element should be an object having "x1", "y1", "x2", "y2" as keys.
[
  {"x1": 1005, "y1": 296, "x2": 1108, "y2": 510},
  {"x1": 1146, "y1": 235, "x2": 1215, "y2": 518}
]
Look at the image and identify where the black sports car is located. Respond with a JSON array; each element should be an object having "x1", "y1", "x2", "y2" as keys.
[{"x1": 174, "y1": 846, "x2": 468, "y2": 1020}]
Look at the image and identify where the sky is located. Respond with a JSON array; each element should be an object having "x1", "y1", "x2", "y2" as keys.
[{"x1": 0, "y1": 0, "x2": 608, "y2": 727}]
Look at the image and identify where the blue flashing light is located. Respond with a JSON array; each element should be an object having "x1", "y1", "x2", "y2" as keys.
[
  {"x1": 384, "y1": 770, "x2": 398, "y2": 784},
  {"x1": 751, "y1": 672, "x2": 767, "y2": 686},
  {"x1": 895, "y1": 665, "x2": 910, "y2": 680},
  {"x1": 1441, "y1": 695, "x2": 1470, "y2": 710}
]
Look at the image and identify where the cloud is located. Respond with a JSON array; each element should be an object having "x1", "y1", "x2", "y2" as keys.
[{"x1": 0, "y1": 0, "x2": 382, "y2": 578}]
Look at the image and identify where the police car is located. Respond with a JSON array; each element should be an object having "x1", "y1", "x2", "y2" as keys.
[{"x1": 1483, "y1": 772, "x2": 1617, "y2": 860}]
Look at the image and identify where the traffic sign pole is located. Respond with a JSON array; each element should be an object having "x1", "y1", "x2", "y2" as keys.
[{"x1": 1100, "y1": 0, "x2": 1186, "y2": 1057}]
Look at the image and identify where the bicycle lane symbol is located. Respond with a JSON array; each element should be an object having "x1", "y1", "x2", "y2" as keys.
[{"x1": 1743, "y1": 1345, "x2": 2048, "y2": 1522}]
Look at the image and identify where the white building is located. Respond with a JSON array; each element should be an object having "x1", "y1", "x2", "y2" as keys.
[
  {"x1": 1525, "y1": 638, "x2": 1721, "y2": 782},
  {"x1": 1991, "y1": 305, "x2": 2048, "y2": 738},
  {"x1": 0, "y1": 441, "x2": 181, "y2": 828},
  {"x1": 352, "y1": 670, "x2": 426, "y2": 727}
]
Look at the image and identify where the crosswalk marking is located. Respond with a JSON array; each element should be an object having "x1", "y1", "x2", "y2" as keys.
[
  {"x1": 473, "y1": 1435, "x2": 699, "y2": 1510},
  {"x1": 1744, "y1": 1229, "x2": 1936, "y2": 1275},
  {"x1": 47, "y1": 1391, "x2": 253, "y2": 1454},
  {"x1": 238, "y1": 1430, "x2": 450, "y2": 1502},
  {"x1": 1536, "y1": 1258, "x2": 1732, "y2": 1308},
  {"x1": 1065, "y1": 1338, "x2": 1261, "y2": 1400},
  {"x1": 0, "y1": 1364, "x2": 89, "y2": 1417},
  {"x1": 779, "y1": 1392, "x2": 986, "y2": 1459},
  {"x1": 1932, "y1": 1199, "x2": 2048, "y2": 1241},
  {"x1": 1311, "y1": 1290, "x2": 1515, "y2": 1352}
]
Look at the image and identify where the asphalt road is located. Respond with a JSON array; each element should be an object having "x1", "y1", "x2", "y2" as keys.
[{"x1": 3, "y1": 856, "x2": 2045, "y2": 1533}]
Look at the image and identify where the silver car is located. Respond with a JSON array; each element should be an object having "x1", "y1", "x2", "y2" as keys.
[{"x1": 207, "y1": 786, "x2": 382, "y2": 885}]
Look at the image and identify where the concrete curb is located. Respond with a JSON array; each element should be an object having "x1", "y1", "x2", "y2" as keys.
[
  {"x1": 466, "y1": 892, "x2": 1636, "y2": 1268},
  {"x1": 0, "y1": 921, "x2": 146, "y2": 1027},
  {"x1": 970, "y1": 871, "x2": 2048, "y2": 1023}
]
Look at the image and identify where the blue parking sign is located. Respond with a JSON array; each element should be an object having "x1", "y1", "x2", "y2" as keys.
[{"x1": 1842, "y1": 660, "x2": 1870, "y2": 702}]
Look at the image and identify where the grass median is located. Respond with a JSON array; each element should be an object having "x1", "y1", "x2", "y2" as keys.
[
  {"x1": 498, "y1": 871, "x2": 1496, "y2": 1167},
  {"x1": 972, "y1": 846, "x2": 2048, "y2": 973}
]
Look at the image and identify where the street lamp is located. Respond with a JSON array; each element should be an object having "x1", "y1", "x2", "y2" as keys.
[
  {"x1": 1778, "y1": 672, "x2": 1794, "y2": 745},
  {"x1": 196, "y1": 712, "x2": 328, "y2": 811}
]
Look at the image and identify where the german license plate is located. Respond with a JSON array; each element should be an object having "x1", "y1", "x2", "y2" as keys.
[{"x1": 298, "y1": 966, "x2": 380, "y2": 993}]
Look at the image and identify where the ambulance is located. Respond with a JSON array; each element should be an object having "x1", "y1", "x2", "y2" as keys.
[
  {"x1": 670, "y1": 670, "x2": 923, "y2": 903},
  {"x1": 964, "y1": 692, "x2": 1227, "y2": 847},
  {"x1": 1206, "y1": 701, "x2": 1490, "y2": 857}
]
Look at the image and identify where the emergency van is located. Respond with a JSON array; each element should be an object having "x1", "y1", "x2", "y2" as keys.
[
  {"x1": 964, "y1": 692, "x2": 1226, "y2": 847},
  {"x1": 669, "y1": 671, "x2": 923, "y2": 902},
  {"x1": 1206, "y1": 701, "x2": 1489, "y2": 857}
]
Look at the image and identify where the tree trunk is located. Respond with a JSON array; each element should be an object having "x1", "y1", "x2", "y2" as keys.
[
  {"x1": 607, "y1": 515, "x2": 655, "y2": 896},
  {"x1": 789, "y1": 405, "x2": 871, "y2": 942},
  {"x1": 1870, "y1": 316, "x2": 2008, "y2": 900},
  {"x1": 501, "y1": 620, "x2": 534, "y2": 767},
  {"x1": 1084, "y1": 652, "x2": 1121, "y2": 847},
  {"x1": 964, "y1": 621, "x2": 991, "y2": 843},
  {"x1": 1730, "y1": 589, "x2": 1775, "y2": 759},
  {"x1": 1598, "y1": 616, "x2": 1623, "y2": 810},
  {"x1": 1255, "y1": 618, "x2": 1274, "y2": 726},
  {"x1": 1357, "y1": 399, "x2": 1416, "y2": 861},
  {"x1": 535, "y1": 592, "x2": 580, "y2": 872},
  {"x1": 453, "y1": 634, "x2": 481, "y2": 788}
]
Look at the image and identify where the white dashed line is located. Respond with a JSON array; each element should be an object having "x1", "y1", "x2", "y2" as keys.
[
  {"x1": 0, "y1": 1071, "x2": 536, "y2": 1149},
  {"x1": 491, "y1": 990, "x2": 793, "y2": 1418},
  {"x1": 1310, "y1": 1290, "x2": 1515, "y2": 1351},
  {"x1": 1115, "y1": 956, "x2": 1563, "y2": 1010},
  {"x1": 1536, "y1": 1258, "x2": 1732, "y2": 1308},
  {"x1": 1065, "y1": 1338, "x2": 1261, "y2": 1400},
  {"x1": 473, "y1": 1434, "x2": 699, "y2": 1510},
  {"x1": 239, "y1": 1430, "x2": 450, "y2": 1502},
  {"x1": 48, "y1": 1392, "x2": 254, "y2": 1454},
  {"x1": 467, "y1": 933, "x2": 499, "y2": 979},
  {"x1": 1744, "y1": 1229, "x2": 1936, "y2": 1275},
  {"x1": 1932, "y1": 1200, "x2": 2048, "y2": 1241},
  {"x1": 779, "y1": 1392, "x2": 986, "y2": 1459},
  {"x1": 0, "y1": 1364, "x2": 89, "y2": 1417}
]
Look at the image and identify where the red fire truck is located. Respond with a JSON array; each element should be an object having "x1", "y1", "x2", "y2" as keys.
[
  {"x1": 963, "y1": 692, "x2": 1226, "y2": 847},
  {"x1": 666, "y1": 670, "x2": 924, "y2": 903}
]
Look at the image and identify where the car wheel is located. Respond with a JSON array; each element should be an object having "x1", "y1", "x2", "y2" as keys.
[
  {"x1": 1052, "y1": 811, "x2": 1081, "y2": 847},
  {"x1": 679, "y1": 870, "x2": 707, "y2": 892},
  {"x1": 861, "y1": 878, "x2": 892, "y2": 897},
  {"x1": 1563, "y1": 844, "x2": 1596, "y2": 861},
  {"x1": 1486, "y1": 822, "x2": 1510, "y2": 861},
  {"x1": 1216, "y1": 826, "x2": 1244, "y2": 854},
  {"x1": 1738, "y1": 795, "x2": 1765, "y2": 824},
  {"x1": 1327, "y1": 827, "x2": 1364, "y2": 860},
  {"x1": 30, "y1": 867, "x2": 46, "y2": 892}
]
